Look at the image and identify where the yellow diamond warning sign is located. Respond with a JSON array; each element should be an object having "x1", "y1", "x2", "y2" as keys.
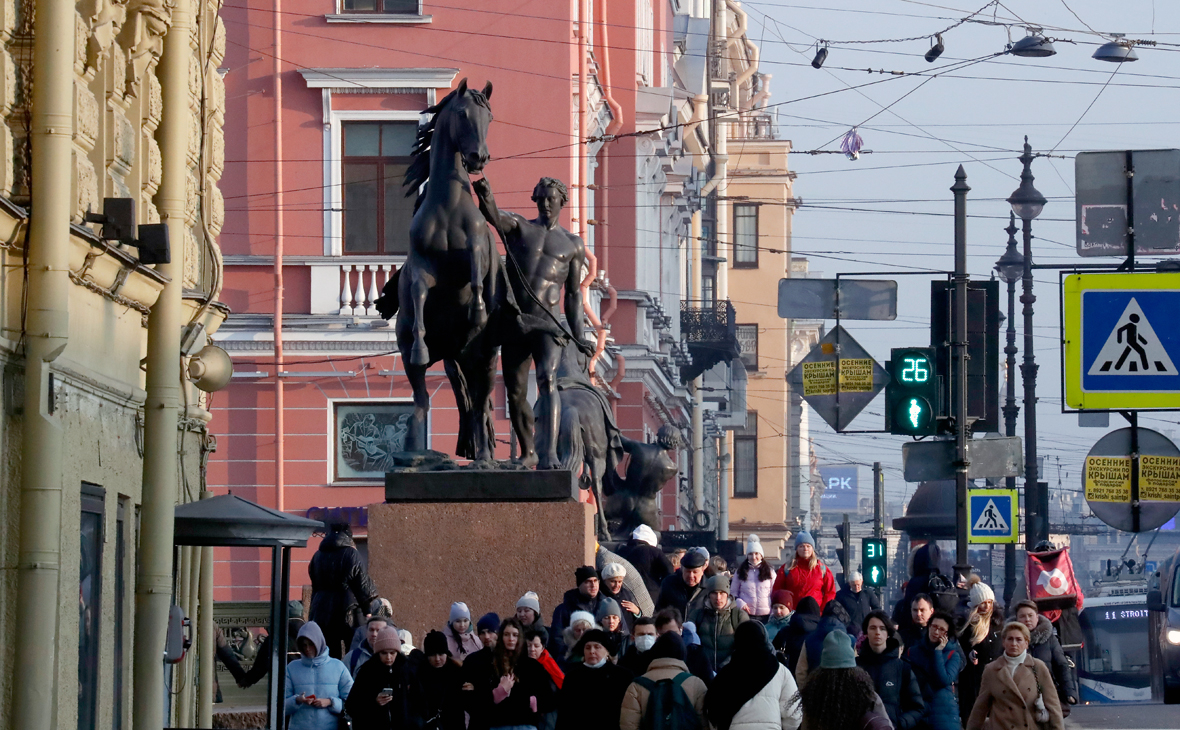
[
  {"x1": 1140, "y1": 455, "x2": 1180, "y2": 502},
  {"x1": 1084, "y1": 456, "x2": 1132, "y2": 502}
]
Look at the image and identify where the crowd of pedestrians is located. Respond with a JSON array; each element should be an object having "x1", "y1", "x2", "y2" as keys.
[{"x1": 274, "y1": 525, "x2": 1076, "y2": 730}]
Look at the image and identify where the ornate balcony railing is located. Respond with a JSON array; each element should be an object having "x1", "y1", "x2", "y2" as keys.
[{"x1": 680, "y1": 299, "x2": 740, "y2": 383}]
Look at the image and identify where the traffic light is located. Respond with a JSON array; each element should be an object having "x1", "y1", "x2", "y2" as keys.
[
  {"x1": 886, "y1": 347, "x2": 939, "y2": 435},
  {"x1": 863, "y1": 538, "x2": 887, "y2": 587},
  {"x1": 835, "y1": 517, "x2": 851, "y2": 578}
]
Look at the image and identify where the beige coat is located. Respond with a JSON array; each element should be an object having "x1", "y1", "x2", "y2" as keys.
[
  {"x1": 620, "y1": 658, "x2": 709, "y2": 730},
  {"x1": 965, "y1": 655, "x2": 1064, "y2": 730}
]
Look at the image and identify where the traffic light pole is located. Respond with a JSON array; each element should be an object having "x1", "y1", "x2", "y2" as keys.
[
  {"x1": 873, "y1": 462, "x2": 884, "y2": 539},
  {"x1": 952, "y1": 166, "x2": 973, "y2": 583},
  {"x1": 842, "y1": 513, "x2": 852, "y2": 579}
]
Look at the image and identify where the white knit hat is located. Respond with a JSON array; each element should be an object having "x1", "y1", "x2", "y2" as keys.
[
  {"x1": 745, "y1": 534, "x2": 764, "y2": 556},
  {"x1": 569, "y1": 610, "x2": 596, "y2": 629},
  {"x1": 632, "y1": 524, "x2": 658, "y2": 547},
  {"x1": 516, "y1": 591, "x2": 541, "y2": 614},
  {"x1": 398, "y1": 629, "x2": 414, "y2": 655},
  {"x1": 968, "y1": 581, "x2": 995, "y2": 609},
  {"x1": 601, "y1": 563, "x2": 626, "y2": 580}
]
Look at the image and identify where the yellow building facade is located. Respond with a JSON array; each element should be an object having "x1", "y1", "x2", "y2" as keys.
[
  {"x1": 0, "y1": 0, "x2": 227, "y2": 727},
  {"x1": 724, "y1": 136, "x2": 796, "y2": 561}
]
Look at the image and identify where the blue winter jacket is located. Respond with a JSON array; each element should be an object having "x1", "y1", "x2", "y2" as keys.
[
  {"x1": 904, "y1": 633, "x2": 965, "y2": 730},
  {"x1": 284, "y1": 621, "x2": 354, "y2": 730}
]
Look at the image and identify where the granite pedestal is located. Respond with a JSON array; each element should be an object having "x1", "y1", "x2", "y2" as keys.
[{"x1": 367, "y1": 469, "x2": 595, "y2": 643}]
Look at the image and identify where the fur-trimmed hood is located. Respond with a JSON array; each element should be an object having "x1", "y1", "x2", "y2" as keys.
[{"x1": 1029, "y1": 615, "x2": 1054, "y2": 647}]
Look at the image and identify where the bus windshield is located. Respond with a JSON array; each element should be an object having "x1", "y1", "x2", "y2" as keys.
[{"x1": 1079, "y1": 603, "x2": 1151, "y2": 686}]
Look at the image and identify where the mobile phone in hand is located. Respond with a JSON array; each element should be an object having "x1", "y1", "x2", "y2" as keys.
[{"x1": 380, "y1": 688, "x2": 394, "y2": 698}]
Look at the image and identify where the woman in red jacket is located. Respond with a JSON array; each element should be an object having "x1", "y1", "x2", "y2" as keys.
[{"x1": 773, "y1": 531, "x2": 836, "y2": 611}]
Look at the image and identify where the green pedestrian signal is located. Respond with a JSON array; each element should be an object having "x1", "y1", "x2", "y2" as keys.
[
  {"x1": 862, "y1": 538, "x2": 887, "y2": 587},
  {"x1": 886, "y1": 347, "x2": 939, "y2": 435}
]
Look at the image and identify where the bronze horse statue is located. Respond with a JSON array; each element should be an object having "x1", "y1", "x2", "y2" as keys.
[{"x1": 375, "y1": 79, "x2": 511, "y2": 463}]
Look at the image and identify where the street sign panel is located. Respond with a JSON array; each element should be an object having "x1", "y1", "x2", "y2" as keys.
[
  {"x1": 968, "y1": 489, "x2": 1018, "y2": 544},
  {"x1": 1064, "y1": 273, "x2": 1180, "y2": 409},
  {"x1": 1083, "y1": 427, "x2": 1180, "y2": 532},
  {"x1": 1076, "y1": 150, "x2": 1180, "y2": 257},
  {"x1": 777, "y1": 278, "x2": 898, "y2": 321},
  {"x1": 786, "y1": 326, "x2": 887, "y2": 432},
  {"x1": 902, "y1": 437, "x2": 1023, "y2": 482}
]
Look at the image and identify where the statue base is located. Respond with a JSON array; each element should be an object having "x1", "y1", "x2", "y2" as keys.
[{"x1": 369, "y1": 469, "x2": 595, "y2": 642}]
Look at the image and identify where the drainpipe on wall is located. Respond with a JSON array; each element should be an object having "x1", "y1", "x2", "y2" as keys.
[
  {"x1": 11, "y1": 0, "x2": 73, "y2": 723},
  {"x1": 133, "y1": 0, "x2": 190, "y2": 726},
  {"x1": 594, "y1": 0, "x2": 623, "y2": 136},
  {"x1": 690, "y1": 209, "x2": 704, "y2": 514},
  {"x1": 273, "y1": 0, "x2": 286, "y2": 513}
]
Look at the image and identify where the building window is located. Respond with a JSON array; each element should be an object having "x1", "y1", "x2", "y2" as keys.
[
  {"x1": 334, "y1": 401, "x2": 418, "y2": 480},
  {"x1": 736, "y1": 324, "x2": 759, "y2": 371},
  {"x1": 733, "y1": 411, "x2": 757, "y2": 498},
  {"x1": 733, "y1": 204, "x2": 759, "y2": 268},
  {"x1": 341, "y1": 0, "x2": 420, "y2": 13},
  {"x1": 79, "y1": 483, "x2": 106, "y2": 730},
  {"x1": 342, "y1": 121, "x2": 418, "y2": 255}
]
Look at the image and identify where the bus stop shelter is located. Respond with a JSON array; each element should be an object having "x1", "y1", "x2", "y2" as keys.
[{"x1": 174, "y1": 494, "x2": 322, "y2": 729}]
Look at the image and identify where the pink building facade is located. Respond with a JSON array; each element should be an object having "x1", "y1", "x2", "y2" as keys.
[{"x1": 210, "y1": 0, "x2": 708, "y2": 600}]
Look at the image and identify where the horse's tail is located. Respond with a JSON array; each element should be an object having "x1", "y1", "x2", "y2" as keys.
[
  {"x1": 374, "y1": 266, "x2": 401, "y2": 320},
  {"x1": 557, "y1": 406, "x2": 587, "y2": 484}
]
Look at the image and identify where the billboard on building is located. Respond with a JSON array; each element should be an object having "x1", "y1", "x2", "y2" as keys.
[{"x1": 819, "y1": 465, "x2": 859, "y2": 512}]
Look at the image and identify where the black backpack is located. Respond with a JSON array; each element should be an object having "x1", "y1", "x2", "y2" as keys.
[{"x1": 633, "y1": 672, "x2": 697, "y2": 730}]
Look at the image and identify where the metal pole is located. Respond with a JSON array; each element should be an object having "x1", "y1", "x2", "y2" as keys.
[
  {"x1": 1130, "y1": 412, "x2": 1141, "y2": 533},
  {"x1": 691, "y1": 210, "x2": 705, "y2": 513},
  {"x1": 134, "y1": 0, "x2": 190, "y2": 726},
  {"x1": 873, "y1": 462, "x2": 884, "y2": 539},
  {"x1": 1021, "y1": 213, "x2": 1040, "y2": 551},
  {"x1": 952, "y1": 166, "x2": 972, "y2": 582},
  {"x1": 1002, "y1": 236, "x2": 1020, "y2": 605},
  {"x1": 12, "y1": 0, "x2": 74, "y2": 720},
  {"x1": 842, "y1": 513, "x2": 852, "y2": 578},
  {"x1": 198, "y1": 541, "x2": 215, "y2": 727}
]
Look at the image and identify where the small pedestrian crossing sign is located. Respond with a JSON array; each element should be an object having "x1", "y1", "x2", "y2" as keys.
[
  {"x1": 968, "y1": 489, "x2": 1018, "y2": 543},
  {"x1": 1087, "y1": 298, "x2": 1177, "y2": 375}
]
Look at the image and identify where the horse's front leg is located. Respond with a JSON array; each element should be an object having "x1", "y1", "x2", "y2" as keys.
[
  {"x1": 404, "y1": 363, "x2": 430, "y2": 452},
  {"x1": 409, "y1": 269, "x2": 431, "y2": 366},
  {"x1": 469, "y1": 233, "x2": 488, "y2": 329}
]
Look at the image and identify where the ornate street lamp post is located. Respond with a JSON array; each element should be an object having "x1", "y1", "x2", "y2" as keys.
[{"x1": 995, "y1": 212, "x2": 1024, "y2": 601}]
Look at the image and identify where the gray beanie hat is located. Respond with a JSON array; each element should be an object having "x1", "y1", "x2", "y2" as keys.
[
  {"x1": 516, "y1": 591, "x2": 541, "y2": 614},
  {"x1": 595, "y1": 597, "x2": 623, "y2": 622}
]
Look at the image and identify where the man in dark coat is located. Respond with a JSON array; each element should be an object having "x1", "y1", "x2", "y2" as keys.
[
  {"x1": 897, "y1": 593, "x2": 933, "y2": 651},
  {"x1": 654, "y1": 608, "x2": 713, "y2": 685},
  {"x1": 309, "y1": 523, "x2": 379, "y2": 658},
  {"x1": 857, "y1": 611, "x2": 925, "y2": 730},
  {"x1": 654, "y1": 549, "x2": 708, "y2": 617},
  {"x1": 835, "y1": 571, "x2": 881, "y2": 633},
  {"x1": 616, "y1": 524, "x2": 673, "y2": 601},
  {"x1": 550, "y1": 566, "x2": 603, "y2": 633}
]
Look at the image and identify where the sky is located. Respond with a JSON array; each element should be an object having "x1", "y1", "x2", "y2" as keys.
[{"x1": 738, "y1": 0, "x2": 1180, "y2": 517}]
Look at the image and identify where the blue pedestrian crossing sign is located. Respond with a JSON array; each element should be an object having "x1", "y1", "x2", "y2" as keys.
[
  {"x1": 968, "y1": 489, "x2": 1018, "y2": 544},
  {"x1": 1065, "y1": 273, "x2": 1180, "y2": 409}
]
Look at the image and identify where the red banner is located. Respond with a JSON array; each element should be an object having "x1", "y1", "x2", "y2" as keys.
[{"x1": 1025, "y1": 547, "x2": 1081, "y2": 610}]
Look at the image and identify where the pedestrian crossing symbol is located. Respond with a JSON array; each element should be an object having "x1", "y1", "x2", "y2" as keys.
[
  {"x1": 968, "y1": 489, "x2": 1018, "y2": 544},
  {"x1": 1064, "y1": 273, "x2": 1180, "y2": 410},
  {"x1": 1087, "y1": 298, "x2": 1177, "y2": 375}
]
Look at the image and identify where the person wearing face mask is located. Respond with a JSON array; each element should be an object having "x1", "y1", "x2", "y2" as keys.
[
  {"x1": 619, "y1": 618, "x2": 659, "y2": 676},
  {"x1": 966, "y1": 622, "x2": 1064, "y2": 730},
  {"x1": 444, "y1": 602, "x2": 483, "y2": 664},
  {"x1": 599, "y1": 564, "x2": 642, "y2": 631},
  {"x1": 620, "y1": 632, "x2": 708, "y2": 730},
  {"x1": 555, "y1": 629, "x2": 634, "y2": 730},
  {"x1": 690, "y1": 575, "x2": 749, "y2": 670},
  {"x1": 1012, "y1": 600, "x2": 1077, "y2": 713},
  {"x1": 347, "y1": 626, "x2": 419, "y2": 730},
  {"x1": 284, "y1": 621, "x2": 353, "y2": 730},
  {"x1": 906, "y1": 612, "x2": 965, "y2": 730},
  {"x1": 730, "y1": 535, "x2": 774, "y2": 622},
  {"x1": 857, "y1": 611, "x2": 924, "y2": 730},
  {"x1": 772, "y1": 532, "x2": 836, "y2": 611},
  {"x1": 418, "y1": 630, "x2": 466, "y2": 730},
  {"x1": 957, "y1": 579, "x2": 1004, "y2": 727},
  {"x1": 596, "y1": 597, "x2": 631, "y2": 660}
]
